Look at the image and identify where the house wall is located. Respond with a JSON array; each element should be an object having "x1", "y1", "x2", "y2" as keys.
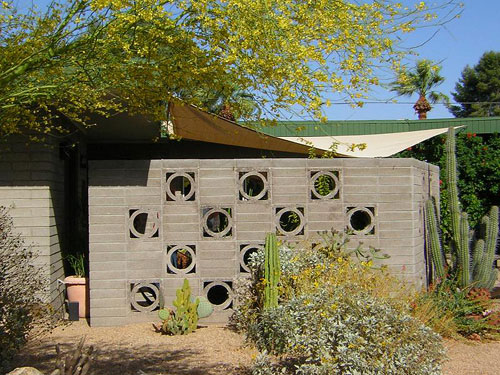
[
  {"x1": 88, "y1": 158, "x2": 439, "y2": 327},
  {"x1": 0, "y1": 138, "x2": 66, "y2": 309},
  {"x1": 0, "y1": 136, "x2": 88, "y2": 313}
]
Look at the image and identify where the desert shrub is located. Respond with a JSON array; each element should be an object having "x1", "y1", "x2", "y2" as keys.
[
  {"x1": 232, "y1": 230, "x2": 445, "y2": 375},
  {"x1": 249, "y1": 288, "x2": 444, "y2": 375},
  {"x1": 0, "y1": 206, "x2": 52, "y2": 371},
  {"x1": 413, "y1": 279, "x2": 499, "y2": 339}
]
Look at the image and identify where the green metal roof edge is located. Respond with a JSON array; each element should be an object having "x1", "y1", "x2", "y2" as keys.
[{"x1": 255, "y1": 117, "x2": 500, "y2": 137}]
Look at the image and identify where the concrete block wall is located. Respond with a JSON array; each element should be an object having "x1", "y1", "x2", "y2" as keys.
[
  {"x1": 0, "y1": 138, "x2": 66, "y2": 309},
  {"x1": 88, "y1": 158, "x2": 439, "y2": 326}
]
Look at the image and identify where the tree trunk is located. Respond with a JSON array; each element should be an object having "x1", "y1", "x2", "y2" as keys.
[{"x1": 413, "y1": 95, "x2": 431, "y2": 120}]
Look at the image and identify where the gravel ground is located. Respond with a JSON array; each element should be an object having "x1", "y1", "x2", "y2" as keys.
[
  {"x1": 14, "y1": 321, "x2": 257, "y2": 375},
  {"x1": 12, "y1": 320, "x2": 500, "y2": 375}
]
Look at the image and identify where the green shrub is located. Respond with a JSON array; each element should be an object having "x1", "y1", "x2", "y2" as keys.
[
  {"x1": 0, "y1": 206, "x2": 53, "y2": 371},
  {"x1": 232, "y1": 230, "x2": 445, "y2": 375},
  {"x1": 398, "y1": 132, "x2": 500, "y2": 233},
  {"x1": 249, "y1": 288, "x2": 444, "y2": 375}
]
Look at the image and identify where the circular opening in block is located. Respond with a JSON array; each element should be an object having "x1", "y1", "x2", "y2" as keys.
[
  {"x1": 348, "y1": 207, "x2": 375, "y2": 235},
  {"x1": 204, "y1": 282, "x2": 233, "y2": 310},
  {"x1": 133, "y1": 213, "x2": 148, "y2": 235},
  {"x1": 130, "y1": 283, "x2": 160, "y2": 312},
  {"x1": 207, "y1": 212, "x2": 228, "y2": 233},
  {"x1": 203, "y1": 208, "x2": 232, "y2": 238},
  {"x1": 129, "y1": 210, "x2": 159, "y2": 238},
  {"x1": 167, "y1": 246, "x2": 196, "y2": 274},
  {"x1": 240, "y1": 245, "x2": 263, "y2": 273},
  {"x1": 311, "y1": 172, "x2": 339, "y2": 199},
  {"x1": 166, "y1": 172, "x2": 195, "y2": 201},
  {"x1": 240, "y1": 172, "x2": 267, "y2": 200},
  {"x1": 276, "y1": 208, "x2": 304, "y2": 236}
]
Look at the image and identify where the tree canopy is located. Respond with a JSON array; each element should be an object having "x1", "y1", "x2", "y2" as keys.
[
  {"x1": 0, "y1": 0, "x2": 461, "y2": 138},
  {"x1": 390, "y1": 59, "x2": 448, "y2": 119},
  {"x1": 450, "y1": 51, "x2": 500, "y2": 118}
]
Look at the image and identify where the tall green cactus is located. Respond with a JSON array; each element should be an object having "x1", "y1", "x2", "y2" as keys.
[
  {"x1": 425, "y1": 127, "x2": 499, "y2": 289},
  {"x1": 264, "y1": 232, "x2": 280, "y2": 309},
  {"x1": 424, "y1": 199, "x2": 445, "y2": 279}
]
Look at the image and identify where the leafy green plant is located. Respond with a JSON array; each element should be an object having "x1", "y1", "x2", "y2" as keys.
[
  {"x1": 156, "y1": 279, "x2": 199, "y2": 335},
  {"x1": 66, "y1": 253, "x2": 86, "y2": 278}
]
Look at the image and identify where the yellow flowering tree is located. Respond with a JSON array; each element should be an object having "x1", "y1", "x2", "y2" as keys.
[{"x1": 0, "y1": 0, "x2": 461, "y2": 137}]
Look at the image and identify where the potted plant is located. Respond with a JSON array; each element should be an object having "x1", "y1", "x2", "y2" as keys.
[{"x1": 64, "y1": 253, "x2": 88, "y2": 318}]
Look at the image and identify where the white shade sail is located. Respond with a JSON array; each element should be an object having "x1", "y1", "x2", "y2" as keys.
[{"x1": 279, "y1": 127, "x2": 462, "y2": 158}]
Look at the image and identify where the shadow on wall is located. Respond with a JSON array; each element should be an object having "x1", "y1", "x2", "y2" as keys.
[
  {"x1": 0, "y1": 137, "x2": 88, "y2": 309},
  {"x1": 88, "y1": 159, "x2": 152, "y2": 187}
]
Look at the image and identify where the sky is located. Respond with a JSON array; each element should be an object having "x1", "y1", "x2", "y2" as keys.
[{"x1": 324, "y1": 0, "x2": 500, "y2": 121}]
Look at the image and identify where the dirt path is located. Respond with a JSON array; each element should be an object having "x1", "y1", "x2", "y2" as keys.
[{"x1": 13, "y1": 321, "x2": 500, "y2": 375}]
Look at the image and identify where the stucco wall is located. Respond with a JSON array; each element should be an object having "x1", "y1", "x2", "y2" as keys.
[{"x1": 88, "y1": 158, "x2": 439, "y2": 327}]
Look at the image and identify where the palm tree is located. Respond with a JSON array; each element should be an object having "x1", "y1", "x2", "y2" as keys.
[{"x1": 391, "y1": 60, "x2": 449, "y2": 120}]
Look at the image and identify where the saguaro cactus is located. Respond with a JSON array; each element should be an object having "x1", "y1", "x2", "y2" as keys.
[
  {"x1": 264, "y1": 232, "x2": 280, "y2": 309},
  {"x1": 425, "y1": 127, "x2": 499, "y2": 289}
]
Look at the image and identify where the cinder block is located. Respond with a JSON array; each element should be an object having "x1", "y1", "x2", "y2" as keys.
[
  {"x1": 236, "y1": 159, "x2": 273, "y2": 168},
  {"x1": 271, "y1": 159, "x2": 307, "y2": 168},
  {"x1": 89, "y1": 233, "x2": 125, "y2": 243},
  {"x1": 343, "y1": 176, "x2": 378, "y2": 185},
  {"x1": 90, "y1": 243, "x2": 127, "y2": 253},
  {"x1": 89, "y1": 224, "x2": 126, "y2": 234},
  {"x1": 90, "y1": 288, "x2": 127, "y2": 299},
  {"x1": 199, "y1": 187, "x2": 235, "y2": 197},
  {"x1": 89, "y1": 279, "x2": 126, "y2": 289},
  {"x1": 200, "y1": 159, "x2": 234, "y2": 168},
  {"x1": 198, "y1": 170, "x2": 233, "y2": 179},
  {"x1": 163, "y1": 231, "x2": 199, "y2": 241},
  {"x1": 163, "y1": 159, "x2": 199, "y2": 168},
  {"x1": 90, "y1": 307, "x2": 127, "y2": 317},
  {"x1": 127, "y1": 269, "x2": 163, "y2": 279},
  {"x1": 307, "y1": 159, "x2": 344, "y2": 168},
  {"x1": 127, "y1": 259, "x2": 163, "y2": 271},
  {"x1": 89, "y1": 197, "x2": 127, "y2": 206},
  {"x1": 91, "y1": 261, "x2": 128, "y2": 271},
  {"x1": 90, "y1": 270, "x2": 126, "y2": 280},
  {"x1": 91, "y1": 298, "x2": 127, "y2": 308}
]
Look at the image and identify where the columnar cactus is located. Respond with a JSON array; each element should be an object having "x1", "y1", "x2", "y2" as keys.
[
  {"x1": 425, "y1": 127, "x2": 499, "y2": 289},
  {"x1": 424, "y1": 199, "x2": 445, "y2": 280},
  {"x1": 264, "y1": 232, "x2": 280, "y2": 309}
]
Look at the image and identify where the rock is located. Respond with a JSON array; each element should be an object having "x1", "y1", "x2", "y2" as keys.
[
  {"x1": 7, "y1": 367, "x2": 44, "y2": 375},
  {"x1": 468, "y1": 333, "x2": 482, "y2": 342}
]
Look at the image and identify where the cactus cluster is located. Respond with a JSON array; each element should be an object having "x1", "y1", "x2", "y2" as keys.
[
  {"x1": 157, "y1": 279, "x2": 199, "y2": 335},
  {"x1": 263, "y1": 232, "x2": 280, "y2": 309},
  {"x1": 425, "y1": 127, "x2": 499, "y2": 289}
]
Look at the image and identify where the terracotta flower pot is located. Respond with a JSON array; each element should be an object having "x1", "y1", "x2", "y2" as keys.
[{"x1": 65, "y1": 276, "x2": 89, "y2": 318}]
